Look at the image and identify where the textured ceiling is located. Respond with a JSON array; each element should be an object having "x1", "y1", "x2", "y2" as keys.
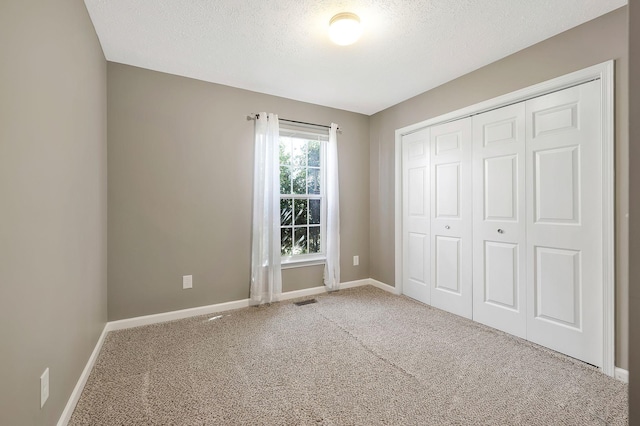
[{"x1": 84, "y1": 0, "x2": 626, "y2": 115}]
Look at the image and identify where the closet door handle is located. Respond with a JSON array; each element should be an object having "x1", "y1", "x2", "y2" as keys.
[
  {"x1": 497, "y1": 229, "x2": 504, "y2": 234},
  {"x1": 445, "y1": 225, "x2": 450, "y2": 230}
]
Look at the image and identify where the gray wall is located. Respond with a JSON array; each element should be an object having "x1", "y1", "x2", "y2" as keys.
[
  {"x1": 0, "y1": 1, "x2": 107, "y2": 425},
  {"x1": 369, "y1": 7, "x2": 629, "y2": 369},
  {"x1": 628, "y1": 0, "x2": 639, "y2": 421},
  {"x1": 107, "y1": 63, "x2": 370, "y2": 321}
]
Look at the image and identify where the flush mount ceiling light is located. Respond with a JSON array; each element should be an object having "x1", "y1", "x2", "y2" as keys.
[{"x1": 328, "y1": 12, "x2": 362, "y2": 46}]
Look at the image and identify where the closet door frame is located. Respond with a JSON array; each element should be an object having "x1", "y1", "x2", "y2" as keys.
[{"x1": 394, "y1": 60, "x2": 615, "y2": 376}]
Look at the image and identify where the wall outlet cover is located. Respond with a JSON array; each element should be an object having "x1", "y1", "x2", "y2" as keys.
[
  {"x1": 183, "y1": 275, "x2": 193, "y2": 289},
  {"x1": 40, "y1": 368, "x2": 49, "y2": 408}
]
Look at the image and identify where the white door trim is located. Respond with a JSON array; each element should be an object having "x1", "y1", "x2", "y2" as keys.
[{"x1": 394, "y1": 60, "x2": 615, "y2": 376}]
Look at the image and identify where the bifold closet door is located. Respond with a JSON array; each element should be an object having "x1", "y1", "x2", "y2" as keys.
[
  {"x1": 525, "y1": 80, "x2": 602, "y2": 367},
  {"x1": 430, "y1": 118, "x2": 473, "y2": 319},
  {"x1": 472, "y1": 103, "x2": 527, "y2": 338},
  {"x1": 402, "y1": 129, "x2": 431, "y2": 305}
]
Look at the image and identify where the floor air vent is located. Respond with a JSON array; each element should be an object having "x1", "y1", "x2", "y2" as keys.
[{"x1": 294, "y1": 299, "x2": 318, "y2": 306}]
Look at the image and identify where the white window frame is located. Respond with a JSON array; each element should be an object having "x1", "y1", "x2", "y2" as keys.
[{"x1": 279, "y1": 125, "x2": 328, "y2": 269}]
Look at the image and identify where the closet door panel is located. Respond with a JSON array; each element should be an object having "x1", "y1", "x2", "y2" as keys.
[
  {"x1": 472, "y1": 103, "x2": 527, "y2": 338},
  {"x1": 484, "y1": 155, "x2": 517, "y2": 221},
  {"x1": 435, "y1": 236, "x2": 461, "y2": 293},
  {"x1": 435, "y1": 163, "x2": 461, "y2": 217},
  {"x1": 402, "y1": 129, "x2": 431, "y2": 304},
  {"x1": 484, "y1": 241, "x2": 518, "y2": 309},
  {"x1": 430, "y1": 118, "x2": 472, "y2": 319},
  {"x1": 525, "y1": 80, "x2": 602, "y2": 367}
]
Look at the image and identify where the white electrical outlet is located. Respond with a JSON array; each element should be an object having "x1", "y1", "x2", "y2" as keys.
[
  {"x1": 40, "y1": 368, "x2": 49, "y2": 408},
  {"x1": 353, "y1": 255, "x2": 359, "y2": 266},
  {"x1": 183, "y1": 275, "x2": 193, "y2": 289}
]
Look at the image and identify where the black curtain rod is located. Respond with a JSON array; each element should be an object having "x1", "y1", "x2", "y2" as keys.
[
  {"x1": 282, "y1": 118, "x2": 332, "y2": 129},
  {"x1": 246, "y1": 113, "x2": 339, "y2": 131}
]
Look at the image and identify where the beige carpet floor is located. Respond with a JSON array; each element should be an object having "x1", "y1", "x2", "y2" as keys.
[{"x1": 70, "y1": 286, "x2": 628, "y2": 425}]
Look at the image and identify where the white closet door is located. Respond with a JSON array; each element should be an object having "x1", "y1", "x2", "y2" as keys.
[
  {"x1": 430, "y1": 118, "x2": 473, "y2": 319},
  {"x1": 525, "y1": 80, "x2": 602, "y2": 367},
  {"x1": 402, "y1": 129, "x2": 431, "y2": 304},
  {"x1": 472, "y1": 103, "x2": 527, "y2": 338}
]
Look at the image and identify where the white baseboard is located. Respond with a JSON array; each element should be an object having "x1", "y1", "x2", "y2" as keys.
[
  {"x1": 279, "y1": 285, "x2": 327, "y2": 301},
  {"x1": 339, "y1": 278, "x2": 371, "y2": 290},
  {"x1": 614, "y1": 367, "x2": 629, "y2": 383},
  {"x1": 369, "y1": 278, "x2": 400, "y2": 295},
  {"x1": 107, "y1": 279, "x2": 373, "y2": 332},
  {"x1": 279, "y1": 279, "x2": 371, "y2": 300},
  {"x1": 57, "y1": 324, "x2": 109, "y2": 426},
  {"x1": 107, "y1": 298, "x2": 251, "y2": 332}
]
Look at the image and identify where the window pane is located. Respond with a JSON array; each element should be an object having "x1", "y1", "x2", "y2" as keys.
[
  {"x1": 294, "y1": 227, "x2": 308, "y2": 255},
  {"x1": 281, "y1": 228, "x2": 292, "y2": 256},
  {"x1": 294, "y1": 199, "x2": 308, "y2": 225},
  {"x1": 280, "y1": 198, "x2": 292, "y2": 226},
  {"x1": 279, "y1": 135, "x2": 325, "y2": 260},
  {"x1": 292, "y1": 167, "x2": 306, "y2": 194},
  {"x1": 279, "y1": 138, "x2": 292, "y2": 166},
  {"x1": 307, "y1": 168, "x2": 320, "y2": 195},
  {"x1": 309, "y1": 226, "x2": 321, "y2": 253},
  {"x1": 280, "y1": 166, "x2": 291, "y2": 194},
  {"x1": 308, "y1": 140, "x2": 320, "y2": 167},
  {"x1": 292, "y1": 139, "x2": 307, "y2": 166},
  {"x1": 309, "y1": 199, "x2": 321, "y2": 224}
]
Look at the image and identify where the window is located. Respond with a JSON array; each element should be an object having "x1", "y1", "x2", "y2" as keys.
[{"x1": 279, "y1": 126, "x2": 328, "y2": 265}]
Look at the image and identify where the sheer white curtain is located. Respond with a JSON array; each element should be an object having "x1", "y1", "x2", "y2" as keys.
[
  {"x1": 250, "y1": 113, "x2": 282, "y2": 305},
  {"x1": 324, "y1": 123, "x2": 340, "y2": 290}
]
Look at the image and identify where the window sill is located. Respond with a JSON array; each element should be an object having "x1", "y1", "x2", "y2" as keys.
[{"x1": 281, "y1": 256, "x2": 326, "y2": 270}]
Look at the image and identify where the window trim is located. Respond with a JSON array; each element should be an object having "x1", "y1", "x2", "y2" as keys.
[{"x1": 281, "y1": 254, "x2": 326, "y2": 269}]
